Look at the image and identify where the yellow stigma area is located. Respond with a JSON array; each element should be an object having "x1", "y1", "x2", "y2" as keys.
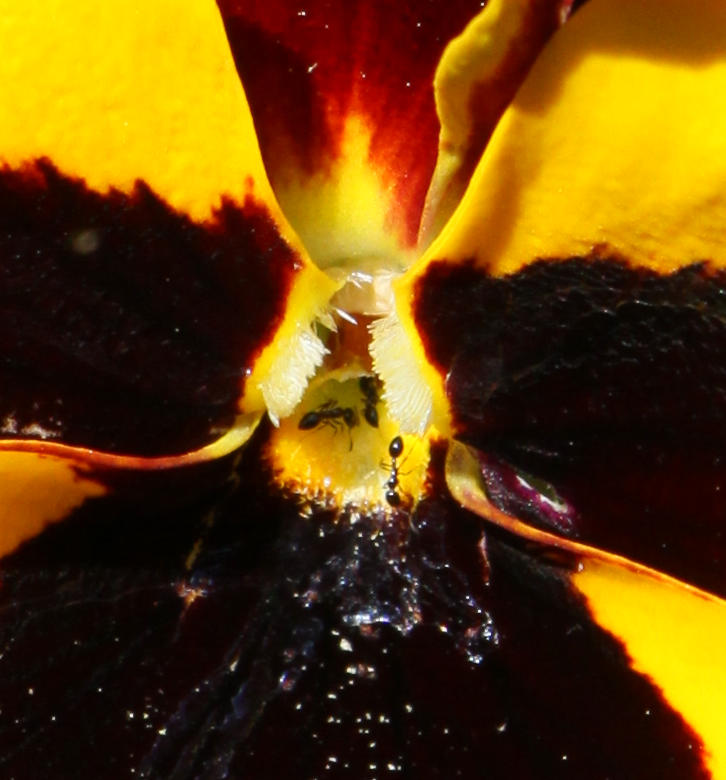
[{"x1": 265, "y1": 370, "x2": 430, "y2": 511}]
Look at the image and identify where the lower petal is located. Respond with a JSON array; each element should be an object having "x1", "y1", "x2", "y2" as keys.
[
  {"x1": 0, "y1": 451, "x2": 711, "y2": 777},
  {"x1": 573, "y1": 557, "x2": 726, "y2": 780}
]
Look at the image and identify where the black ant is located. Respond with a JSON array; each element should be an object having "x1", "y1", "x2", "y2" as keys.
[
  {"x1": 383, "y1": 435, "x2": 404, "y2": 507},
  {"x1": 298, "y1": 400, "x2": 359, "y2": 449},
  {"x1": 359, "y1": 375, "x2": 381, "y2": 428}
]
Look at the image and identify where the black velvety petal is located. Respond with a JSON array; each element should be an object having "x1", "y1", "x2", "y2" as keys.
[
  {"x1": 0, "y1": 161, "x2": 297, "y2": 455},
  {"x1": 414, "y1": 256, "x2": 726, "y2": 596},
  {"x1": 0, "y1": 431, "x2": 707, "y2": 778}
]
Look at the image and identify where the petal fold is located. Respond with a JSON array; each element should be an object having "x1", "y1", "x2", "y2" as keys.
[{"x1": 420, "y1": 0, "x2": 572, "y2": 245}]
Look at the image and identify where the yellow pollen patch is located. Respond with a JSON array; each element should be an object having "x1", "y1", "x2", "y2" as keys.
[{"x1": 266, "y1": 373, "x2": 430, "y2": 510}]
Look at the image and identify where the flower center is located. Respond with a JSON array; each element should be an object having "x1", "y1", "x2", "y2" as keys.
[{"x1": 266, "y1": 372, "x2": 430, "y2": 510}]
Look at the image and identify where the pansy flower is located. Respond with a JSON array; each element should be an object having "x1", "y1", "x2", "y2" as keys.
[{"x1": 0, "y1": 0, "x2": 724, "y2": 776}]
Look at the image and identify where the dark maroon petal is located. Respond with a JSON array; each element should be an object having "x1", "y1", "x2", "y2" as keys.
[
  {"x1": 413, "y1": 256, "x2": 726, "y2": 595},
  {"x1": 0, "y1": 435, "x2": 707, "y2": 778},
  {"x1": 0, "y1": 161, "x2": 297, "y2": 455}
]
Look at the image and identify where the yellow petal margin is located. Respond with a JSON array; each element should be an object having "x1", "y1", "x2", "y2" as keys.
[
  {"x1": 446, "y1": 441, "x2": 726, "y2": 778},
  {"x1": 574, "y1": 559, "x2": 726, "y2": 780},
  {"x1": 0, "y1": 0, "x2": 337, "y2": 420},
  {"x1": 0, "y1": 450, "x2": 107, "y2": 559}
]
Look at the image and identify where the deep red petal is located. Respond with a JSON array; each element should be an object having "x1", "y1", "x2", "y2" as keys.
[{"x1": 217, "y1": 0, "x2": 488, "y2": 249}]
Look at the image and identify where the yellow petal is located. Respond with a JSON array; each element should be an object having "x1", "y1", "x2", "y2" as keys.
[
  {"x1": 0, "y1": 0, "x2": 267, "y2": 222},
  {"x1": 0, "y1": 0, "x2": 337, "y2": 425},
  {"x1": 0, "y1": 412, "x2": 259, "y2": 558},
  {"x1": 387, "y1": 0, "x2": 726, "y2": 434},
  {"x1": 0, "y1": 449, "x2": 106, "y2": 559},
  {"x1": 414, "y1": 0, "x2": 726, "y2": 276}
]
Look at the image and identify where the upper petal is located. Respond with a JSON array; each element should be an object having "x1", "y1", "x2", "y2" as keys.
[
  {"x1": 413, "y1": 0, "x2": 726, "y2": 276},
  {"x1": 384, "y1": 0, "x2": 726, "y2": 433},
  {"x1": 420, "y1": 0, "x2": 573, "y2": 245},
  {"x1": 215, "y1": 0, "x2": 492, "y2": 269},
  {"x1": 1, "y1": 0, "x2": 270, "y2": 222}
]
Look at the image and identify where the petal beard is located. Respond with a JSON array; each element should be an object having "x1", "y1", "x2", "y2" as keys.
[
  {"x1": 0, "y1": 0, "x2": 338, "y2": 436},
  {"x1": 216, "y1": 0, "x2": 490, "y2": 265},
  {"x1": 0, "y1": 437, "x2": 710, "y2": 778}
]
